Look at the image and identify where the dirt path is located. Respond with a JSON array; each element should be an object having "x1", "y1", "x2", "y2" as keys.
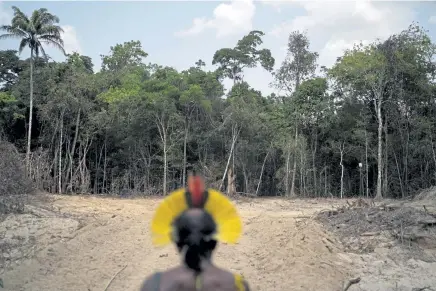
[{"x1": 1, "y1": 196, "x2": 435, "y2": 291}]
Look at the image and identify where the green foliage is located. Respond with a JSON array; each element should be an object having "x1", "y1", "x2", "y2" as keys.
[
  {"x1": 0, "y1": 9, "x2": 435, "y2": 199},
  {"x1": 274, "y1": 31, "x2": 319, "y2": 94},
  {"x1": 101, "y1": 40, "x2": 148, "y2": 72},
  {"x1": 0, "y1": 92, "x2": 24, "y2": 133},
  {"x1": 97, "y1": 70, "x2": 142, "y2": 104},
  {"x1": 180, "y1": 84, "x2": 211, "y2": 113},
  {"x1": 329, "y1": 43, "x2": 387, "y2": 99},
  {"x1": 212, "y1": 30, "x2": 275, "y2": 82},
  {"x1": 67, "y1": 52, "x2": 94, "y2": 74}
]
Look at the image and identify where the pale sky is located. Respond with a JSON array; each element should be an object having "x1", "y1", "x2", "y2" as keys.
[{"x1": 1, "y1": 1, "x2": 435, "y2": 95}]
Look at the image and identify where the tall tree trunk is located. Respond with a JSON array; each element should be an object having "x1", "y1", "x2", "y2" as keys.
[
  {"x1": 242, "y1": 163, "x2": 248, "y2": 193},
  {"x1": 67, "y1": 109, "x2": 81, "y2": 192},
  {"x1": 365, "y1": 129, "x2": 369, "y2": 198},
  {"x1": 182, "y1": 118, "x2": 189, "y2": 187},
  {"x1": 53, "y1": 148, "x2": 58, "y2": 193},
  {"x1": 429, "y1": 131, "x2": 436, "y2": 182},
  {"x1": 339, "y1": 142, "x2": 345, "y2": 199},
  {"x1": 300, "y1": 150, "x2": 305, "y2": 196},
  {"x1": 103, "y1": 137, "x2": 107, "y2": 193},
  {"x1": 290, "y1": 126, "x2": 298, "y2": 197},
  {"x1": 156, "y1": 114, "x2": 168, "y2": 196},
  {"x1": 404, "y1": 124, "x2": 410, "y2": 195},
  {"x1": 375, "y1": 97, "x2": 383, "y2": 200},
  {"x1": 75, "y1": 137, "x2": 92, "y2": 193},
  {"x1": 227, "y1": 167, "x2": 236, "y2": 196},
  {"x1": 26, "y1": 49, "x2": 34, "y2": 173},
  {"x1": 94, "y1": 143, "x2": 101, "y2": 194},
  {"x1": 285, "y1": 145, "x2": 291, "y2": 196},
  {"x1": 383, "y1": 122, "x2": 389, "y2": 196},
  {"x1": 230, "y1": 125, "x2": 236, "y2": 195},
  {"x1": 162, "y1": 129, "x2": 167, "y2": 196},
  {"x1": 393, "y1": 149, "x2": 404, "y2": 198},
  {"x1": 219, "y1": 125, "x2": 239, "y2": 192},
  {"x1": 256, "y1": 150, "x2": 269, "y2": 196},
  {"x1": 58, "y1": 112, "x2": 64, "y2": 194},
  {"x1": 312, "y1": 129, "x2": 318, "y2": 196}
]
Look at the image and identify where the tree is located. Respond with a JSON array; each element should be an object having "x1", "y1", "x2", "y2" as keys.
[
  {"x1": 330, "y1": 43, "x2": 389, "y2": 200},
  {"x1": 0, "y1": 6, "x2": 65, "y2": 172},
  {"x1": 224, "y1": 82, "x2": 271, "y2": 195},
  {"x1": 273, "y1": 30, "x2": 319, "y2": 197},
  {"x1": 212, "y1": 30, "x2": 275, "y2": 84},
  {"x1": 67, "y1": 52, "x2": 94, "y2": 74},
  {"x1": 273, "y1": 31, "x2": 319, "y2": 95},
  {"x1": 293, "y1": 77, "x2": 332, "y2": 196},
  {"x1": 101, "y1": 40, "x2": 148, "y2": 73},
  {"x1": 212, "y1": 30, "x2": 275, "y2": 194},
  {"x1": 42, "y1": 55, "x2": 95, "y2": 194},
  {"x1": 179, "y1": 84, "x2": 211, "y2": 187},
  {"x1": 143, "y1": 67, "x2": 184, "y2": 195}
]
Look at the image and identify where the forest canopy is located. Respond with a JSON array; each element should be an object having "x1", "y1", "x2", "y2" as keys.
[{"x1": 1, "y1": 6, "x2": 436, "y2": 199}]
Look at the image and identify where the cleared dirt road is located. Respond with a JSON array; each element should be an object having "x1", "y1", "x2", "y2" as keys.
[
  {"x1": 1, "y1": 196, "x2": 351, "y2": 291},
  {"x1": 2, "y1": 195, "x2": 435, "y2": 291}
]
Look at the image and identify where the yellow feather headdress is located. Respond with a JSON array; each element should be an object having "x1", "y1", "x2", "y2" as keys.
[{"x1": 151, "y1": 176, "x2": 242, "y2": 246}]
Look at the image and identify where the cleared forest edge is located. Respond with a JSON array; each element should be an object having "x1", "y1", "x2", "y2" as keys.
[{"x1": 1, "y1": 195, "x2": 436, "y2": 291}]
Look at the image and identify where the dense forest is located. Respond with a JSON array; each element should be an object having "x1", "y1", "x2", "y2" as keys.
[{"x1": 1, "y1": 7, "x2": 436, "y2": 199}]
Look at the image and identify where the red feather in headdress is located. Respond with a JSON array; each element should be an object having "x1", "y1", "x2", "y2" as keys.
[{"x1": 188, "y1": 175, "x2": 205, "y2": 207}]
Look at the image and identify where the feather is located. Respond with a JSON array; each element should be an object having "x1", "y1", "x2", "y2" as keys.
[
  {"x1": 150, "y1": 177, "x2": 242, "y2": 247},
  {"x1": 204, "y1": 189, "x2": 242, "y2": 244},
  {"x1": 150, "y1": 189, "x2": 188, "y2": 246},
  {"x1": 188, "y1": 175, "x2": 204, "y2": 207}
]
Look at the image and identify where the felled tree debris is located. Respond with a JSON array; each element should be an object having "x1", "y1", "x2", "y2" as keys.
[
  {"x1": 0, "y1": 141, "x2": 34, "y2": 217},
  {"x1": 317, "y1": 200, "x2": 436, "y2": 253}
]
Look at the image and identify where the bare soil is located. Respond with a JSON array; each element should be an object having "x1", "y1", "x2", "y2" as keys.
[{"x1": 1, "y1": 194, "x2": 436, "y2": 291}]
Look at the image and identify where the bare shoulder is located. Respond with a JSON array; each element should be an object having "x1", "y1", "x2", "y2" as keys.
[
  {"x1": 211, "y1": 266, "x2": 251, "y2": 290},
  {"x1": 242, "y1": 278, "x2": 251, "y2": 291},
  {"x1": 210, "y1": 266, "x2": 236, "y2": 281},
  {"x1": 139, "y1": 273, "x2": 157, "y2": 291},
  {"x1": 139, "y1": 268, "x2": 182, "y2": 291},
  {"x1": 229, "y1": 269, "x2": 251, "y2": 291}
]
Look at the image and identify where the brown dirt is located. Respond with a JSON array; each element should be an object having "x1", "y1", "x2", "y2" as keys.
[{"x1": 1, "y1": 195, "x2": 436, "y2": 291}]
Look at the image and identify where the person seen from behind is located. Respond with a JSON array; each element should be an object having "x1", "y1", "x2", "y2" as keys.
[{"x1": 140, "y1": 174, "x2": 250, "y2": 291}]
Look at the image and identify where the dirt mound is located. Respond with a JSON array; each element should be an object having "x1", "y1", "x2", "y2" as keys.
[
  {"x1": 316, "y1": 198, "x2": 436, "y2": 290},
  {"x1": 0, "y1": 195, "x2": 82, "y2": 281},
  {"x1": 317, "y1": 198, "x2": 436, "y2": 254},
  {"x1": 0, "y1": 141, "x2": 33, "y2": 197},
  {"x1": 0, "y1": 141, "x2": 34, "y2": 216},
  {"x1": 415, "y1": 186, "x2": 436, "y2": 201}
]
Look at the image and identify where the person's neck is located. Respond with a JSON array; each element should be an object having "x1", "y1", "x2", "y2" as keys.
[
  {"x1": 200, "y1": 257, "x2": 212, "y2": 268},
  {"x1": 181, "y1": 256, "x2": 213, "y2": 271}
]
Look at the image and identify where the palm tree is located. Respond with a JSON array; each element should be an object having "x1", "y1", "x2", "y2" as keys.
[{"x1": 0, "y1": 6, "x2": 65, "y2": 172}]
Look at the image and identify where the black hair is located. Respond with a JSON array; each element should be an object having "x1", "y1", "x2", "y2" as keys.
[{"x1": 172, "y1": 209, "x2": 217, "y2": 273}]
